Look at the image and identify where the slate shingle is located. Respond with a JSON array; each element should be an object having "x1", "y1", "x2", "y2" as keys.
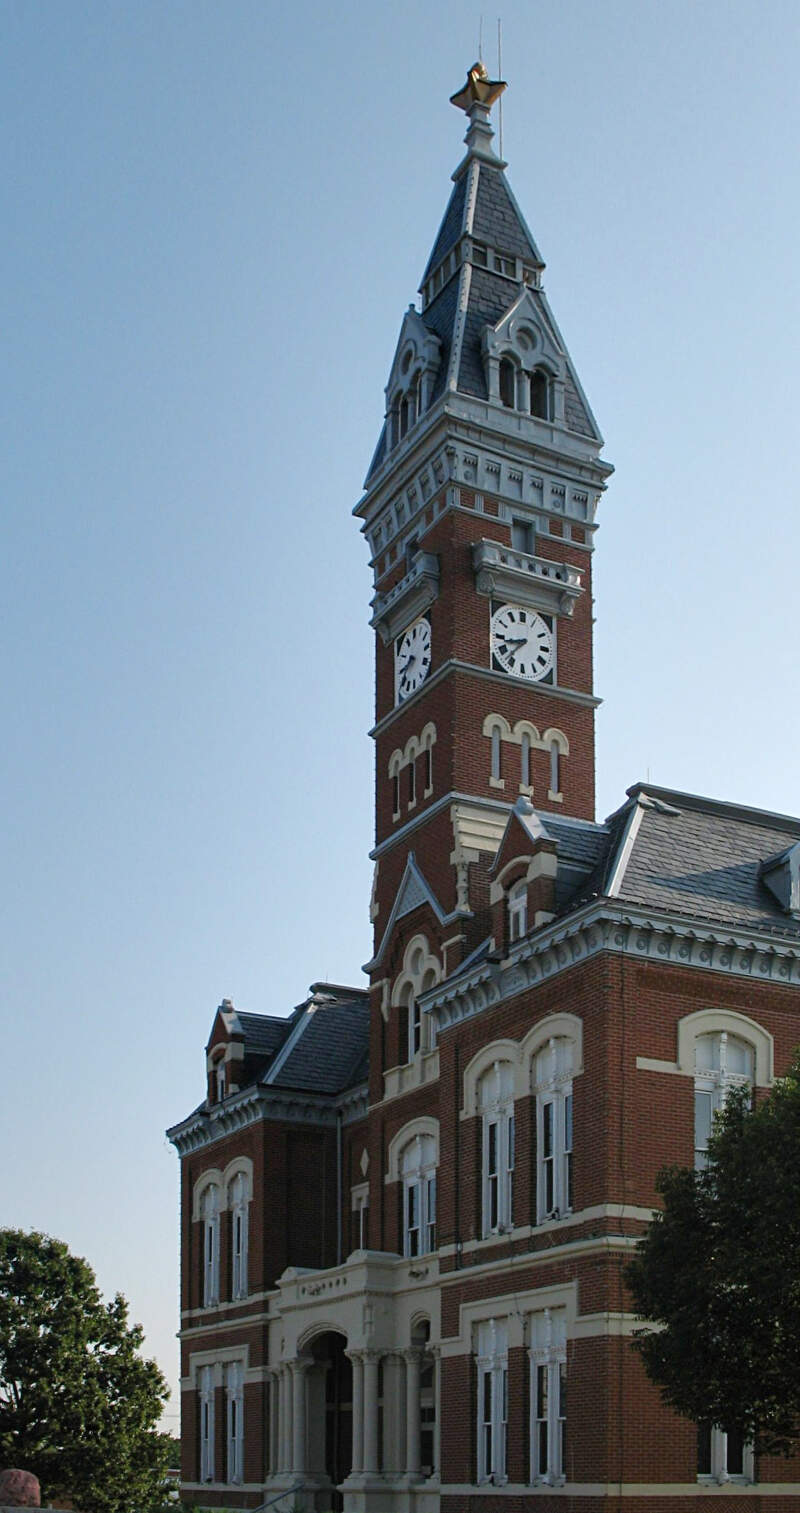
[{"x1": 269, "y1": 992, "x2": 370, "y2": 1095}]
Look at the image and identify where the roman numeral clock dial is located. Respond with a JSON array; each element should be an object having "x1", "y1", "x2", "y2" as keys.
[
  {"x1": 395, "y1": 617, "x2": 432, "y2": 704},
  {"x1": 490, "y1": 603, "x2": 554, "y2": 681}
]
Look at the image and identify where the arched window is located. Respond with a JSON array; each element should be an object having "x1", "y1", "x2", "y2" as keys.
[
  {"x1": 229, "y1": 1171, "x2": 249, "y2": 1301},
  {"x1": 479, "y1": 1062, "x2": 515, "y2": 1235},
  {"x1": 408, "y1": 756, "x2": 416, "y2": 806},
  {"x1": 491, "y1": 724, "x2": 503, "y2": 782},
  {"x1": 533, "y1": 1039, "x2": 575, "y2": 1221},
  {"x1": 393, "y1": 937, "x2": 441, "y2": 1063},
  {"x1": 399, "y1": 395, "x2": 410, "y2": 439},
  {"x1": 694, "y1": 1031, "x2": 753, "y2": 1169},
  {"x1": 201, "y1": 1184, "x2": 220, "y2": 1306},
  {"x1": 520, "y1": 731, "x2": 531, "y2": 790},
  {"x1": 499, "y1": 358, "x2": 516, "y2": 410},
  {"x1": 199, "y1": 1365, "x2": 215, "y2": 1482},
  {"x1": 226, "y1": 1361, "x2": 244, "y2": 1484},
  {"x1": 530, "y1": 368, "x2": 551, "y2": 420},
  {"x1": 508, "y1": 880, "x2": 527, "y2": 943},
  {"x1": 401, "y1": 1134, "x2": 437, "y2": 1256},
  {"x1": 549, "y1": 740, "x2": 560, "y2": 797}
]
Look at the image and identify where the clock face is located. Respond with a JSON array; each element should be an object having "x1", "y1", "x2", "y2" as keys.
[
  {"x1": 490, "y1": 603, "x2": 554, "y2": 682},
  {"x1": 395, "y1": 618, "x2": 432, "y2": 703}
]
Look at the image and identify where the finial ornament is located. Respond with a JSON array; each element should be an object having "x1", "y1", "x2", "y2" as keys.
[{"x1": 450, "y1": 61, "x2": 506, "y2": 113}]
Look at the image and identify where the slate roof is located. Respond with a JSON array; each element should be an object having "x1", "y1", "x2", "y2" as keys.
[
  {"x1": 609, "y1": 786, "x2": 800, "y2": 940},
  {"x1": 421, "y1": 174, "x2": 467, "y2": 281},
  {"x1": 237, "y1": 1011, "x2": 290, "y2": 1058},
  {"x1": 265, "y1": 987, "x2": 370, "y2": 1096}
]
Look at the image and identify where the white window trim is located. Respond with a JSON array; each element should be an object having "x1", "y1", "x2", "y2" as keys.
[
  {"x1": 203, "y1": 1187, "x2": 220, "y2": 1307},
  {"x1": 698, "y1": 1425, "x2": 754, "y2": 1485},
  {"x1": 402, "y1": 1134, "x2": 437, "y2": 1257},
  {"x1": 199, "y1": 1365, "x2": 215, "y2": 1483},
  {"x1": 479, "y1": 1066, "x2": 515, "y2": 1237},
  {"x1": 229, "y1": 1174, "x2": 249, "y2": 1301},
  {"x1": 529, "y1": 1312, "x2": 566, "y2": 1485},
  {"x1": 694, "y1": 1030, "x2": 753, "y2": 1170},
  {"x1": 476, "y1": 1324, "x2": 508, "y2": 1484},
  {"x1": 226, "y1": 1362, "x2": 244, "y2": 1484},
  {"x1": 533, "y1": 1039, "x2": 575, "y2": 1223}
]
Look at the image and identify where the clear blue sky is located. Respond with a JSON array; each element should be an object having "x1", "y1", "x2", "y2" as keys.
[{"x1": 3, "y1": 1, "x2": 799, "y2": 1427}]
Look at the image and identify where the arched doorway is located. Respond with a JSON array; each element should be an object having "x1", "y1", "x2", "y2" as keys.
[{"x1": 308, "y1": 1331, "x2": 351, "y2": 1511}]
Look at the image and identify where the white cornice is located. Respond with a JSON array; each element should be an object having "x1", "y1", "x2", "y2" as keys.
[
  {"x1": 369, "y1": 659, "x2": 599, "y2": 743},
  {"x1": 423, "y1": 899, "x2": 800, "y2": 1034},
  {"x1": 167, "y1": 1081, "x2": 369, "y2": 1157}
]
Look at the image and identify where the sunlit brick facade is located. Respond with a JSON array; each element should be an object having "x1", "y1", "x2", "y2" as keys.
[{"x1": 169, "y1": 63, "x2": 800, "y2": 1513}]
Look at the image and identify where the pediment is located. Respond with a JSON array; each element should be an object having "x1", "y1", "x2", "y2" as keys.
[
  {"x1": 490, "y1": 798, "x2": 556, "y2": 879},
  {"x1": 482, "y1": 286, "x2": 564, "y2": 376},
  {"x1": 365, "y1": 853, "x2": 450, "y2": 970},
  {"x1": 385, "y1": 307, "x2": 442, "y2": 400}
]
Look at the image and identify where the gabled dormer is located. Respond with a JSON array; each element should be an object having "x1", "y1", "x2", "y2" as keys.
[
  {"x1": 205, "y1": 998, "x2": 244, "y2": 1105},
  {"x1": 384, "y1": 306, "x2": 442, "y2": 454},
  {"x1": 489, "y1": 798, "x2": 558, "y2": 951},
  {"x1": 481, "y1": 284, "x2": 597, "y2": 436}
]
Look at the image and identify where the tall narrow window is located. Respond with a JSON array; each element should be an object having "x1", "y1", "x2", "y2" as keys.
[
  {"x1": 401, "y1": 1134, "x2": 437, "y2": 1256},
  {"x1": 424, "y1": 743, "x2": 433, "y2": 794},
  {"x1": 529, "y1": 1308, "x2": 567, "y2": 1484},
  {"x1": 534, "y1": 1039, "x2": 576, "y2": 1222},
  {"x1": 530, "y1": 368, "x2": 551, "y2": 420},
  {"x1": 508, "y1": 880, "x2": 528, "y2": 942},
  {"x1": 229, "y1": 1172, "x2": 249, "y2": 1301},
  {"x1": 479, "y1": 1063, "x2": 515, "y2": 1235},
  {"x1": 499, "y1": 359, "x2": 516, "y2": 410},
  {"x1": 408, "y1": 757, "x2": 416, "y2": 806},
  {"x1": 392, "y1": 770, "x2": 400, "y2": 817},
  {"x1": 549, "y1": 740, "x2": 560, "y2": 796},
  {"x1": 215, "y1": 1060, "x2": 226, "y2": 1102},
  {"x1": 490, "y1": 724, "x2": 503, "y2": 783},
  {"x1": 399, "y1": 395, "x2": 410, "y2": 438},
  {"x1": 202, "y1": 1185, "x2": 220, "y2": 1306},
  {"x1": 694, "y1": 1032, "x2": 753, "y2": 1170},
  {"x1": 520, "y1": 731, "x2": 531, "y2": 790},
  {"x1": 226, "y1": 1361, "x2": 244, "y2": 1484},
  {"x1": 199, "y1": 1365, "x2": 215, "y2": 1483},
  {"x1": 476, "y1": 1320, "x2": 508, "y2": 1483}
]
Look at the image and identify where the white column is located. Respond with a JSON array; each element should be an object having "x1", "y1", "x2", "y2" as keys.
[
  {"x1": 276, "y1": 1367, "x2": 286, "y2": 1473},
  {"x1": 382, "y1": 1353, "x2": 405, "y2": 1476},
  {"x1": 362, "y1": 1351, "x2": 380, "y2": 1476},
  {"x1": 291, "y1": 1357, "x2": 309, "y2": 1475},
  {"x1": 404, "y1": 1348, "x2": 422, "y2": 1479},
  {"x1": 347, "y1": 1351, "x2": 364, "y2": 1476},
  {"x1": 432, "y1": 1346, "x2": 441, "y2": 1477},
  {"x1": 268, "y1": 1370, "x2": 279, "y2": 1476},
  {"x1": 283, "y1": 1365, "x2": 294, "y2": 1474}
]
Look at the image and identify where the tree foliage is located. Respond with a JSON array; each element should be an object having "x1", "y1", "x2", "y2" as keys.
[
  {"x1": 0, "y1": 1229, "x2": 171, "y2": 1513},
  {"x1": 626, "y1": 1059, "x2": 800, "y2": 1455}
]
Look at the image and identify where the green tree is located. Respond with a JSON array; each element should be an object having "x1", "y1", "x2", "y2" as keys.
[
  {"x1": 0, "y1": 1229, "x2": 171, "y2": 1512},
  {"x1": 626, "y1": 1058, "x2": 800, "y2": 1455}
]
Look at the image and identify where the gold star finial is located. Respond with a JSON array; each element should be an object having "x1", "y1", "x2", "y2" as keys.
[{"x1": 450, "y1": 61, "x2": 507, "y2": 113}]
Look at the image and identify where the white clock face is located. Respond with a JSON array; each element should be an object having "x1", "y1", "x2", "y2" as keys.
[
  {"x1": 395, "y1": 618, "x2": 432, "y2": 703},
  {"x1": 490, "y1": 603, "x2": 554, "y2": 681}
]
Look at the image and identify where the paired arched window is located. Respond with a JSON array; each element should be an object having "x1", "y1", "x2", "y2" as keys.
[
  {"x1": 393, "y1": 936, "x2": 441, "y2": 1062},
  {"x1": 498, "y1": 356, "x2": 552, "y2": 418}
]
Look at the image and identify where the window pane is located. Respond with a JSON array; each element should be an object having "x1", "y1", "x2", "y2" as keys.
[
  {"x1": 726, "y1": 1427, "x2": 745, "y2": 1476},
  {"x1": 695, "y1": 1091, "x2": 713, "y2": 1158},
  {"x1": 543, "y1": 1102, "x2": 553, "y2": 1157}
]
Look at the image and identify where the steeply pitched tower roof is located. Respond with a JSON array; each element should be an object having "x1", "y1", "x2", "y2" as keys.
[{"x1": 364, "y1": 66, "x2": 599, "y2": 487}]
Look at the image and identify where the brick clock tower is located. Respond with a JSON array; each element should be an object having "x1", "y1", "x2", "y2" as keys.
[
  {"x1": 170, "y1": 61, "x2": 800, "y2": 1513},
  {"x1": 357, "y1": 64, "x2": 611, "y2": 1086}
]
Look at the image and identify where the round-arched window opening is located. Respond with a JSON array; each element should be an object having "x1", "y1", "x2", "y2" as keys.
[
  {"x1": 530, "y1": 368, "x2": 551, "y2": 420},
  {"x1": 499, "y1": 358, "x2": 516, "y2": 410}
]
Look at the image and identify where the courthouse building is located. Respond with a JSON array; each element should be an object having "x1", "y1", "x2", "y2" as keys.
[{"x1": 168, "y1": 65, "x2": 800, "y2": 1511}]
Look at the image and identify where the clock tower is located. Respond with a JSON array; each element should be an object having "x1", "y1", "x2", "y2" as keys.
[{"x1": 356, "y1": 64, "x2": 612, "y2": 1078}]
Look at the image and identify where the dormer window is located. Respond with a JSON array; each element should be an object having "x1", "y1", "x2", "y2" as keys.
[{"x1": 215, "y1": 1059, "x2": 226, "y2": 1103}]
